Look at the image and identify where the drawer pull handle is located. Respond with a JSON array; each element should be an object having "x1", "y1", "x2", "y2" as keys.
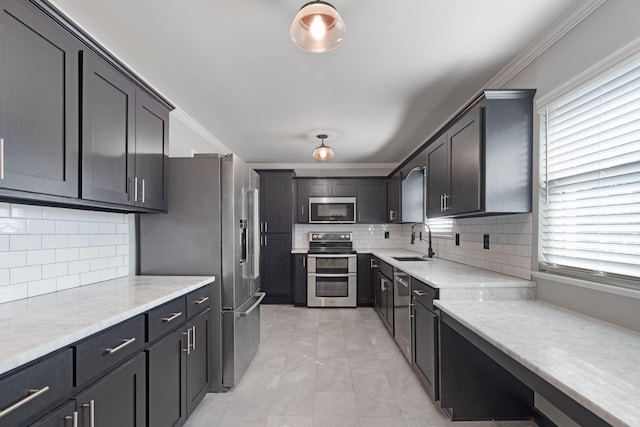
[
  {"x1": 195, "y1": 296, "x2": 209, "y2": 305},
  {"x1": 82, "y1": 400, "x2": 95, "y2": 427},
  {"x1": 105, "y1": 337, "x2": 136, "y2": 355},
  {"x1": 162, "y1": 312, "x2": 183, "y2": 322},
  {"x1": 0, "y1": 386, "x2": 49, "y2": 418},
  {"x1": 65, "y1": 411, "x2": 78, "y2": 427},
  {"x1": 413, "y1": 290, "x2": 427, "y2": 297}
]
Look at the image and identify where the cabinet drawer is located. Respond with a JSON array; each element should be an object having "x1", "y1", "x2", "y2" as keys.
[
  {"x1": 75, "y1": 315, "x2": 145, "y2": 386},
  {"x1": 147, "y1": 297, "x2": 186, "y2": 342},
  {"x1": 186, "y1": 285, "x2": 211, "y2": 319},
  {"x1": 0, "y1": 349, "x2": 73, "y2": 427},
  {"x1": 411, "y1": 278, "x2": 438, "y2": 310}
]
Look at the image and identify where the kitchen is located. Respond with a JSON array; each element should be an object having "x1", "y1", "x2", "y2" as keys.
[{"x1": 0, "y1": 1, "x2": 639, "y2": 427}]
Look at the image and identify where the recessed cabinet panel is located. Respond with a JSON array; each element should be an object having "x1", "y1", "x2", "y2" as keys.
[
  {"x1": 0, "y1": 0, "x2": 79, "y2": 197},
  {"x1": 81, "y1": 50, "x2": 135, "y2": 206},
  {"x1": 135, "y1": 91, "x2": 169, "y2": 211},
  {"x1": 448, "y1": 107, "x2": 482, "y2": 215},
  {"x1": 426, "y1": 135, "x2": 448, "y2": 219}
]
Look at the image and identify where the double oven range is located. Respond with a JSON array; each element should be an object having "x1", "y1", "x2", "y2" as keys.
[{"x1": 307, "y1": 232, "x2": 357, "y2": 307}]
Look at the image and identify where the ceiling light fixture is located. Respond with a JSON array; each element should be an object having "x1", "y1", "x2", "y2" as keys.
[
  {"x1": 312, "y1": 134, "x2": 335, "y2": 161},
  {"x1": 290, "y1": 1, "x2": 346, "y2": 53}
]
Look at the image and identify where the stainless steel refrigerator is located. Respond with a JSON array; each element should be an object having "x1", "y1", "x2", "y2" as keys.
[{"x1": 138, "y1": 154, "x2": 263, "y2": 390}]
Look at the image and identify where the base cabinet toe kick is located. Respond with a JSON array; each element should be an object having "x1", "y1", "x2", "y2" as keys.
[{"x1": 0, "y1": 283, "x2": 213, "y2": 427}]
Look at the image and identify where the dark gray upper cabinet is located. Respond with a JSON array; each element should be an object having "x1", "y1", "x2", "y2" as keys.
[
  {"x1": 0, "y1": 0, "x2": 80, "y2": 198},
  {"x1": 259, "y1": 170, "x2": 294, "y2": 233},
  {"x1": 135, "y1": 90, "x2": 169, "y2": 211},
  {"x1": 426, "y1": 90, "x2": 535, "y2": 218},
  {"x1": 308, "y1": 178, "x2": 357, "y2": 197},
  {"x1": 356, "y1": 179, "x2": 386, "y2": 223},
  {"x1": 81, "y1": 50, "x2": 136, "y2": 207},
  {"x1": 386, "y1": 173, "x2": 401, "y2": 223},
  {"x1": 82, "y1": 50, "x2": 169, "y2": 211},
  {"x1": 295, "y1": 179, "x2": 309, "y2": 223}
]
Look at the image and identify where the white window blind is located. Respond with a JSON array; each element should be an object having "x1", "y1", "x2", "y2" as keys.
[{"x1": 539, "y1": 57, "x2": 640, "y2": 286}]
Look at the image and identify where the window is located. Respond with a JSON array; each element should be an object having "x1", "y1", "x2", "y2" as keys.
[{"x1": 539, "y1": 55, "x2": 640, "y2": 288}]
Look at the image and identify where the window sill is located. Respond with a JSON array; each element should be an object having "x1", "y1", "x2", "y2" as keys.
[{"x1": 531, "y1": 271, "x2": 640, "y2": 300}]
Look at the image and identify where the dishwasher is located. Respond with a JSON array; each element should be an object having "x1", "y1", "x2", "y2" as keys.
[{"x1": 393, "y1": 270, "x2": 412, "y2": 362}]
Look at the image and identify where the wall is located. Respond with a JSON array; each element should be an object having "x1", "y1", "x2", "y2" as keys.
[
  {"x1": 0, "y1": 203, "x2": 130, "y2": 304},
  {"x1": 293, "y1": 224, "x2": 403, "y2": 252}
]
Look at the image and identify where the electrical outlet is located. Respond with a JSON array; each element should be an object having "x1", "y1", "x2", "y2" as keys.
[
  {"x1": 384, "y1": 231, "x2": 390, "y2": 239},
  {"x1": 455, "y1": 233, "x2": 460, "y2": 246},
  {"x1": 483, "y1": 234, "x2": 490, "y2": 250}
]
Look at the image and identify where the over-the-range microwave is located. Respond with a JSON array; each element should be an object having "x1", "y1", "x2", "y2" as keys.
[{"x1": 309, "y1": 197, "x2": 356, "y2": 223}]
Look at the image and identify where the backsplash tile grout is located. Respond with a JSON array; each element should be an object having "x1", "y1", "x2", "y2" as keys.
[{"x1": 0, "y1": 203, "x2": 130, "y2": 303}]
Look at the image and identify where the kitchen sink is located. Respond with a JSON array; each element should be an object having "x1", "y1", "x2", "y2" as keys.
[{"x1": 392, "y1": 256, "x2": 432, "y2": 262}]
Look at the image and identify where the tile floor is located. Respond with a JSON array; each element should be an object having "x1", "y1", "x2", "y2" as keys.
[{"x1": 185, "y1": 305, "x2": 537, "y2": 427}]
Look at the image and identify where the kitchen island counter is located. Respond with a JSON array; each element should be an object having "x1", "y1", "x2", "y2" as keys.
[
  {"x1": 435, "y1": 298, "x2": 640, "y2": 427},
  {"x1": 0, "y1": 275, "x2": 215, "y2": 376}
]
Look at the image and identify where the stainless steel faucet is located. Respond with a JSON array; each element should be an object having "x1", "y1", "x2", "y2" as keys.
[{"x1": 410, "y1": 222, "x2": 435, "y2": 258}]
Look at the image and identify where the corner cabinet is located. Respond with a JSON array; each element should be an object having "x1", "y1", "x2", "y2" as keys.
[
  {"x1": 0, "y1": 0, "x2": 81, "y2": 198},
  {"x1": 426, "y1": 90, "x2": 535, "y2": 218}
]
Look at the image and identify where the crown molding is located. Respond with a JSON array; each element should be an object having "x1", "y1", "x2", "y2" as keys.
[
  {"x1": 485, "y1": 0, "x2": 607, "y2": 89},
  {"x1": 171, "y1": 108, "x2": 233, "y2": 154}
]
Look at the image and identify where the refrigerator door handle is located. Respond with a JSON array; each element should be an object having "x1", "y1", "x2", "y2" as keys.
[
  {"x1": 239, "y1": 292, "x2": 265, "y2": 317},
  {"x1": 248, "y1": 188, "x2": 260, "y2": 279}
]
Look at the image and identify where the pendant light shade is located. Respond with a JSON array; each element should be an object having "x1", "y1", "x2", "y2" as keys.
[
  {"x1": 312, "y1": 134, "x2": 335, "y2": 161},
  {"x1": 290, "y1": 1, "x2": 346, "y2": 53}
]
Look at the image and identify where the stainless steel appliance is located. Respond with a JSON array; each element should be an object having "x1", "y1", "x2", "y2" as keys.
[
  {"x1": 307, "y1": 232, "x2": 357, "y2": 307},
  {"x1": 138, "y1": 154, "x2": 263, "y2": 390},
  {"x1": 309, "y1": 197, "x2": 356, "y2": 223},
  {"x1": 393, "y1": 270, "x2": 412, "y2": 362}
]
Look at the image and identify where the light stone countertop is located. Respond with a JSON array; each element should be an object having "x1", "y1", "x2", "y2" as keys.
[
  {"x1": 0, "y1": 275, "x2": 215, "y2": 376},
  {"x1": 370, "y1": 249, "x2": 535, "y2": 300},
  {"x1": 435, "y1": 299, "x2": 640, "y2": 427}
]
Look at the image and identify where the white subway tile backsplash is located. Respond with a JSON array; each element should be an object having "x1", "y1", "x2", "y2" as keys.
[
  {"x1": 10, "y1": 265, "x2": 41, "y2": 283},
  {"x1": 10, "y1": 235, "x2": 42, "y2": 251},
  {"x1": 28, "y1": 278, "x2": 57, "y2": 297},
  {"x1": 0, "y1": 204, "x2": 130, "y2": 302},
  {"x1": 11, "y1": 204, "x2": 43, "y2": 219},
  {"x1": 42, "y1": 235, "x2": 68, "y2": 249},
  {"x1": 27, "y1": 249, "x2": 56, "y2": 266}
]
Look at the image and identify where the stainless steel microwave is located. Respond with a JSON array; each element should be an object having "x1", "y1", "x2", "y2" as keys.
[{"x1": 309, "y1": 197, "x2": 356, "y2": 223}]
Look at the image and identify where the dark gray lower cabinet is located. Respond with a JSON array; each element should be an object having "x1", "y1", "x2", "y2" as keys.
[
  {"x1": 357, "y1": 254, "x2": 373, "y2": 306},
  {"x1": 30, "y1": 401, "x2": 76, "y2": 427},
  {"x1": 261, "y1": 233, "x2": 292, "y2": 304},
  {"x1": 186, "y1": 309, "x2": 210, "y2": 416},
  {"x1": 76, "y1": 352, "x2": 146, "y2": 427},
  {"x1": 412, "y1": 299, "x2": 438, "y2": 400},
  {"x1": 147, "y1": 327, "x2": 187, "y2": 427},
  {"x1": 293, "y1": 254, "x2": 307, "y2": 306}
]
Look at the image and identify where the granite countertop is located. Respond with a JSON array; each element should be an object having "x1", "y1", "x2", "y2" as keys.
[
  {"x1": 0, "y1": 275, "x2": 215, "y2": 376},
  {"x1": 435, "y1": 299, "x2": 640, "y2": 427}
]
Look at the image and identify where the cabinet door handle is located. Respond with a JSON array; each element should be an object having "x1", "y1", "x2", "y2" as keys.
[
  {"x1": 370, "y1": 259, "x2": 378, "y2": 269},
  {"x1": 440, "y1": 194, "x2": 444, "y2": 212},
  {"x1": 82, "y1": 400, "x2": 95, "y2": 427},
  {"x1": 141, "y1": 178, "x2": 146, "y2": 203},
  {"x1": 133, "y1": 177, "x2": 139, "y2": 202},
  {"x1": 443, "y1": 194, "x2": 449, "y2": 211},
  {"x1": 0, "y1": 138, "x2": 4, "y2": 180},
  {"x1": 413, "y1": 289, "x2": 427, "y2": 297},
  {"x1": 302, "y1": 257, "x2": 306, "y2": 267},
  {"x1": 389, "y1": 210, "x2": 396, "y2": 221},
  {"x1": 301, "y1": 205, "x2": 304, "y2": 217},
  {"x1": 0, "y1": 386, "x2": 49, "y2": 418},
  {"x1": 195, "y1": 296, "x2": 209, "y2": 305},
  {"x1": 105, "y1": 337, "x2": 136, "y2": 354},
  {"x1": 162, "y1": 312, "x2": 183, "y2": 322},
  {"x1": 264, "y1": 235, "x2": 268, "y2": 245},
  {"x1": 65, "y1": 411, "x2": 79, "y2": 427},
  {"x1": 183, "y1": 329, "x2": 191, "y2": 354},
  {"x1": 264, "y1": 222, "x2": 268, "y2": 232},
  {"x1": 191, "y1": 325, "x2": 196, "y2": 351}
]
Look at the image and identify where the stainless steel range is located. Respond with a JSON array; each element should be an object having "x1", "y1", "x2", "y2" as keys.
[{"x1": 307, "y1": 232, "x2": 357, "y2": 307}]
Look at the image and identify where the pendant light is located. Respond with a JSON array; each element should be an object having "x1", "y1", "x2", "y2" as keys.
[
  {"x1": 312, "y1": 134, "x2": 335, "y2": 161},
  {"x1": 290, "y1": 1, "x2": 346, "y2": 53}
]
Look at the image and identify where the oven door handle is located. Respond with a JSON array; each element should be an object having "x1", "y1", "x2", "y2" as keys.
[
  {"x1": 308, "y1": 254, "x2": 356, "y2": 258},
  {"x1": 307, "y1": 273, "x2": 357, "y2": 278}
]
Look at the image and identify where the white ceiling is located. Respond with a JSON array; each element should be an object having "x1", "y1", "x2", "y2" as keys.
[{"x1": 50, "y1": 0, "x2": 581, "y2": 167}]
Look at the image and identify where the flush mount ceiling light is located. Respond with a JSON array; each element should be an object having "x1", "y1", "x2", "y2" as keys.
[
  {"x1": 312, "y1": 134, "x2": 335, "y2": 161},
  {"x1": 290, "y1": 1, "x2": 346, "y2": 53}
]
